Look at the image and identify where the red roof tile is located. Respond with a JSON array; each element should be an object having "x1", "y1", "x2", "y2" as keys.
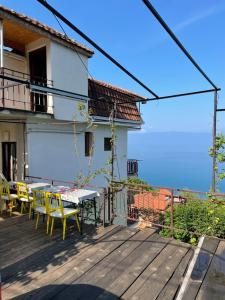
[
  {"x1": 133, "y1": 189, "x2": 172, "y2": 211},
  {"x1": 88, "y1": 79, "x2": 144, "y2": 123},
  {"x1": 0, "y1": 5, "x2": 93, "y2": 56}
]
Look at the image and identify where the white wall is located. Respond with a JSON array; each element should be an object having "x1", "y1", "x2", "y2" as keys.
[
  {"x1": 26, "y1": 122, "x2": 127, "y2": 188},
  {"x1": 2, "y1": 39, "x2": 90, "y2": 119},
  {"x1": 50, "y1": 41, "x2": 89, "y2": 121}
]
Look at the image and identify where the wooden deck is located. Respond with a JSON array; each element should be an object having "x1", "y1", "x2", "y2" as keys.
[{"x1": 1, "y1": 214, "x2": 225, "y2": 300}]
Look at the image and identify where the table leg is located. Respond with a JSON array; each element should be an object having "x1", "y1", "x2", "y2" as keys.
[
  {"x1": 94, "y1": 198, "x2": 97, "y2": 227},
  {"x1": 80, "y1": 200, "x2": 84, "y2": 235}
]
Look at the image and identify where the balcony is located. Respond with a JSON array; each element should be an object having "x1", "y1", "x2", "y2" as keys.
[
  {"x1": 0, "y1": 67, "x2": 53, "y2": 114},
  {"x1": 127, "y1": 159, "x2": 139, "y2": 177}
]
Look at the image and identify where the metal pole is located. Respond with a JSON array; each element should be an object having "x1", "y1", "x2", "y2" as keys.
[
  {"x1": 0, "y1": 19, "x2": 3, "y2": 68},
  {"x1": 142, "y1": 0, "x2": 218, "y2": 90},
  {"x1": 36, "y1": 0, "x2": 158, "y2": 98},
  {"x1": 110, "y1": 102, "x2": 116, "y2": 224},
  {"x1": 170, "y1": 189, "x2": 174, "y2": 236},
  {"x1": 212, "y1": 90, "x2": 218, "y2": 192}
]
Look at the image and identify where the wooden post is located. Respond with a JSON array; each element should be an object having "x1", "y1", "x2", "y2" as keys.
[{"x1": 212, "y1": 90, "x2": 218, "y2": 192}]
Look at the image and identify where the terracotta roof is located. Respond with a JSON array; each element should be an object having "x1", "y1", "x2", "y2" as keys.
[
  {"x1": 133, "y1": 189, "x2": 172, "y2": 211},
  {"x1": 88, "y1": 79, "x2": 144, "y2": 123},
  {"x1": 0, "y1": 5, "x2": 93, "y2": 56}
]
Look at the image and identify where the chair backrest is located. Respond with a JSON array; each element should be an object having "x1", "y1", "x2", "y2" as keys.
[
  {"x1": 16, "y1": 182, "x2": 29, "y2": 200},
  {"x1": 33, "y1": 189, "x2": 47, "y2": 211},
  {"x1": 0, "y1": 181, "x2": 3, "y2": 198},
  {"x1": 45, "y1": 192, "x2": 64, "y2": 216},
  {"x1": 1, "y1": 182, "x2": 11, "y2": 199}
]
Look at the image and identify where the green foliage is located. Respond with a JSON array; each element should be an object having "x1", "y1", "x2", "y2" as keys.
[
  {"x1": 209, "y1": 133, "x2": 225, "y2": 187},
  {"x1": 126, "y1": 177, "x2": 153, "y2": 191},
  {"x1": 127, "y1": 177, "x2": 149, "y2": 185},
  {"x1": 179, "y1": 190, "x2": 196, "y2": 201},
  {"x1": 77, "y1": 102, "x2": 86, "y2": 111},
  {"x1": 160, "y1": 200, "x2": 225, "y2": 245}
]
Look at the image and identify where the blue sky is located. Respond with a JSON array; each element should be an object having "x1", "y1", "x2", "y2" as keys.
[{"x1": 2, "y1": 0, "x2": 225, "y2": 133}]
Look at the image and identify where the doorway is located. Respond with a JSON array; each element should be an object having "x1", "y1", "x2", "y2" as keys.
[
  {"x1": 2, "y1": 142, "x2": 17, "y2": 181},
  {"x1": 29, "y1": 47, "x2": 47, "y2": 113}
]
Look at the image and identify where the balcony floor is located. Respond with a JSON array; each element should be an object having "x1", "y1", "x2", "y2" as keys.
[{"x1": 1, "y1": 213, "x2": 224, "y2": 299}]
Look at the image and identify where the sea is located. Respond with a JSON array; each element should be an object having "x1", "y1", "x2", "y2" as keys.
[{"x1": 128, "y1": 132, "x2": 225, "y2": 192}]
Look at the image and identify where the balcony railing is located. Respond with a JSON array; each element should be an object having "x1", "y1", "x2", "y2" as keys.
[
  {"x1": 0, "y1": 67, "x2": 53, "y2": 113},
  {"x1": 127, "y1": 159, "x2": 138, "y2": 177}
]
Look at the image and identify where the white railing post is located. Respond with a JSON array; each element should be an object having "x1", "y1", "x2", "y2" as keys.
[{"x1": 0, "y1": 19, "x2": 3, "y2": 68}]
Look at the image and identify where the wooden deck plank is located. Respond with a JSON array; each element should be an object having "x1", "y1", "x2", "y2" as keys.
[
  {"x1": 0, "y1": 213, "x2": 29, "y2": 229},
  {"x1": 95, "y1": 234, "x2": 170, "y2": 300},
  {"x1": 0, "y1": 218, "x2": 94, "y2": 269},
  {"x1": 0, "y1": 229, "x2": 64, "y2": 269},
  {"x1": 2, "y1": 225, "x2": 120, "y2": 285},
  {"x1": 157, "y1": 248, "x2": 193, "y2": 300},
  {"x1": 53, "y1": 229, "x2": 157, "y2": 299},
  {"x1": 182, "y1": 237, "x2": 219, "y2": 300},
  {"x1": 1, "y1": 226, "x2": 122, "y2": 285},
  {"x1": 196, "y1": 240, "x2": 225, "y2": 300},
  {"x1": 3, "y1": 227, "x2": 138, "y2": 299},
  {"x1": 121, "y1": 240, "x2": 190, "y2": 300}
]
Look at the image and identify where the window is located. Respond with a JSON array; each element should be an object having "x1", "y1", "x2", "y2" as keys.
[
  {"x1": 85, "y1": 132, "x2": 93, "y2": 156},
  {"x1": 104, "y1": 137, "x2": 111, "y2": 151}
]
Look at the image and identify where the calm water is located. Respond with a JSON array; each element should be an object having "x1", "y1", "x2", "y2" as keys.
[{"x1": 128, "y1": 132, "x2": 225, "y2": 192}]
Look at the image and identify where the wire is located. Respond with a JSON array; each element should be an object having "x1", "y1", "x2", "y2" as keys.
[
  {"x1": 52, "y1": 12, "x2": 94, "y2": 80},
  {"x1": 36, "y1": 0, "x2": 159, "y2": 98},
  {"x1": 142, "y1": 0, "x2": 218, "y2": 90}
]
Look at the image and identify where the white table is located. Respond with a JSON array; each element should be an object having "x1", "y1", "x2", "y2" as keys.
[
  {"x1": 61, "y1": 189, "x2": 99, "y2": 204},
  {"x1": 9, "y1": 181, "x2": 51, "y2": 192},
  {"x1": 27, "y1": 182, "x2": 51, "y2": 192},
  {"x1": 42, "y1": 185, "x2": 100, "y2": 234}
]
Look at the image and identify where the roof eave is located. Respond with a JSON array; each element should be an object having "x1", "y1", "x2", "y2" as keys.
[{"x1": 0, "y1": 6, "x2": 94, "y2": 57}]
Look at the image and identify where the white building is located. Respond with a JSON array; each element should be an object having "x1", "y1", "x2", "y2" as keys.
[{"x1": 0, "y1": 5, "x2": 143, "y2": 189}]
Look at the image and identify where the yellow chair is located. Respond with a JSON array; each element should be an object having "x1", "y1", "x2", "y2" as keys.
[
  {"x1": 33, "y1": 190, "x2": 51, "y2": 233},
  {"x1": 47, "y1": 192, "x2": 80, "y2": 240},
  {"x1": 0, "y1": 182, "x2": 4, "y2": 213},
  {"x1": 0, "y1": 182, "x2": 18, "y2": 215},
  {"x1": 16, "y1": 182, "x2": 33, "y2": 219}
]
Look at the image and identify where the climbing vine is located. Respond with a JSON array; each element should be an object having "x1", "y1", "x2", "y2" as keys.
[{"x1": 209, "y1": 133, "x2": 225, "y2": 188}]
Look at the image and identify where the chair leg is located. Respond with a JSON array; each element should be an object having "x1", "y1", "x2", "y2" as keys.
[
  {"x1": 63, "y1": 218, "x2": 66, "y2": 240},
  {"x1": 20, "y1": 202, "x2": 24, "y2": 215},
  {"x1": 36, "y1": 213, "x2": 40, "y2": 229},
  {"x1": 75, "y1": 214, "x2": 80, "y2": 233},
  {"x1": 46, "y1": 215, "x2": 50, "y2": 234},
  {"x1": 28, "y1": 203, "x2": 32, "y2": 219},
  {"x1": 9, "y1": 201, "x2": 13, "y2": 216},
  {"x1": 50, "y1": 217, "x2": 55, "y2": 236}
]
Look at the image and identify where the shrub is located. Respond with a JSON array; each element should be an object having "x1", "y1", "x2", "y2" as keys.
[{"x1": 160, "y1": 199, "x2": 225, "y2": 245}]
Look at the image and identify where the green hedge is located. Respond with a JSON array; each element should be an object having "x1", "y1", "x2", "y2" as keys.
[{"x1": 160, "y1": 199, "x2": 225, "y2": 245}]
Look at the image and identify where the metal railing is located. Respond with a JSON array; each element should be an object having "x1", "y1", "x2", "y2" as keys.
[
  {"x1": 111, "y1": 181, "x2": 225, "y2": 241},
  {"x1": 127, "y1": 159, "x2": 138, "y2": 177},
  {"x1": 0, "y1": 67, "x2": 53, "y2": 113}
]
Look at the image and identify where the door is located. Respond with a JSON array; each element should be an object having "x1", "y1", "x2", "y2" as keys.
[
  {"x1": 29, "y1": 47, "x2": 47, "y2": 112},
  {"x1": 2, "y1": 142, "x2": 17, "y2": 181}
]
